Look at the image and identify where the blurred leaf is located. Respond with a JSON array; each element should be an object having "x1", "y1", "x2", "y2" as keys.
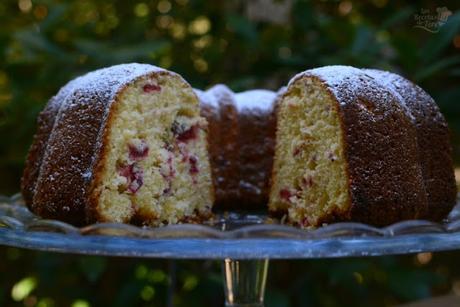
[
  {"x1": 391, "y1": 34, "x2": 419, "y2": 71},
  {"x1": 225, "y1": 14, "x2": 258, "y2": 43},
  {"x1": 420, "y1": 11, "x2": 460, "y2": 63},
  {"x1": 387, "y1": 270, "x2": 443, "y2": 301},
  {"x1": 434, "y1": 87, "x2": 460, "y2": 114},
  {"x1": 292, "y1": 0, "x2": 314, "y2": 30},
  {"x1": 350, "y1": 25, "x2": 375, "y2": 56},
  {"x1": 74, "y1": 40, "x2": 170, "y2": 65},
  {"x1": 38, "y1": 3, "x2": 69, "y2": 31},
  {"x1": 415, "y1": 55, "x2": 460, "y2": 81},
  {"x1": 14, "y1": 29, "x2": 68, "y2": 61},
  {"x1": 266, "y1": 290, "x2": 289, "y2": 307},
  {"x1": 78, "y1": 257, "x2": 107, "y2": 283},
  {"x1": 380, "y1": 7, "x2": 415, "y2": 30}
]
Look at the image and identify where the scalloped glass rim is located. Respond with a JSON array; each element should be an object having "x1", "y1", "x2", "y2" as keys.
[{"x1": 1, "y1": 194, "x2": 460, "y2": 259}]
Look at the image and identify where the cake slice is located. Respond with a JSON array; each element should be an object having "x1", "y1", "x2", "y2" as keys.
[
  {"x1": 268, "y1": 66, "x2": 430, "y2": 227},
  {"x1": 22, "y1": 63, "x2": 214, "y2": 226}
]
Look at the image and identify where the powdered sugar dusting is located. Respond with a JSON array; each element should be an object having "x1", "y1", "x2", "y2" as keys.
[
  {"x1": 288, "y1": 65, "x2": 409, "y2": 121},
  {"x1": 193, "y1": 88, "x2": 218, "y2": 109},
  {"x1": 207, "y1": 84, "x2": 234, "y2": 104},
  {"x1": 197, "y1": 84, "x2": 278, "y2": 114},
  {"x1": 196, "y1": 84, "x2": 278, "y2": 208},
  {"x1": 195, "y1": 85, "x2": 237, "y2": 122},
  {"x1": 362, "y1": 68, "x2": 455, "y2": 218},
  {"x1": 290, "y1": 66, "x2": 376, "y2": 106},
  {"x1": 32, "y1": 63, "x2": 174, "y2": 220},
  {"x1": 196, "y1": 84, "x2": 234, "y2": 109},
  {"x1": 284, "y1": 65, "x2": 449, "y2": 225},
  {"x1": 64, "y1": 63, "x2": 166, "y2": 103},
  {"x1": 363, "y1": 68, "x2": 444, "y2": 123},
  {"x1": 47, "y1": 63, "x2": 168, "y2": 179},
  {"x1": 289, "y1": 66, "x2": 362, "y2": 96},
  {"x1": 234, "y1": 89, "x2": 277, "y2": 113}
]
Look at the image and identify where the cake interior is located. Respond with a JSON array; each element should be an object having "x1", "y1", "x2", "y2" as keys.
[
  {"x1": 95, "y1": 74, "x2": 213, "y2": 225},
  {"x1": 268, "y1": 77, "x2": 350, "y2": 227}
]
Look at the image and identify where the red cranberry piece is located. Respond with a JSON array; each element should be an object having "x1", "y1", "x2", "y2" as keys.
[
  {"x1": 128, "y1": 165, "x2": 144, "y2": 193},
  {"x1": 161, "y1": 154, "x2": 175, "y2": 195},
  {"x1": 293, "y1": 147, "x2": 301, "y2": 157},
  {"x1": 172, "y1": 122, "x2": 199, "y2": 143},
  {"x1": 177, "y1": 126, "x2": 198, "y2": 142},
  {"x1": 189, "y1": 155, "x2": 199, "y2": 175},
  {"x1": 117, "y1": 163, "x2": 134, "y2": 179},
  {"x1": 162, "y1": 185, "x2": 172, "y2": 195},
  {"x1": 301, "y1": 217, "x2": 310, "y2": 227},
  {"x1": 280, "y1": 188, "x2": 292, "y2": 202},
  {"x1": 302, "y1": 176, "x2": 314, "y2": 188},
  {"x1": 117, "y1": 163, "x2": 144, "y2": 194},
  {"x1": 128, "y1": 177, "x2": 143, "y2": 193},
  {"x1": 163, "y1": 155, "x2": 175, "y2": 178},
  {"x1": 143, "y1": 83, "x2": 161, "y2": 93},
  {"x1": 128, "y1": 140, "x2": 149, "y2": 161}
]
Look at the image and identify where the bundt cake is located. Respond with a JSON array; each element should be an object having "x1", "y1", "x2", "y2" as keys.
[
  {"x1": 196, "y1": 85, "x2": 278, "y2": 209},
  {"x1": 22, "y1": 63, "x2": 456, "y2": 228},
  {"x1": 21, "y1": 63, "x2": 214, "y2": 226},
  {"x1": 268, "y1": 66, "x2": 456, "y2": 227}
]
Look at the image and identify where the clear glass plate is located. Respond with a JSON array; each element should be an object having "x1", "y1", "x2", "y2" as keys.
[{"x1": 1, "y1": 194, "x2": 460, "y2": 259}]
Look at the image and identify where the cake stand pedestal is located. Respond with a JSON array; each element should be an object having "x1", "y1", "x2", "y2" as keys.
[
  {"x1": 2, "y1": 194, "x2": 460, "y2": 306},
  {"x1": 223, "y1": 259, "x2": 268, "y2": 307}
]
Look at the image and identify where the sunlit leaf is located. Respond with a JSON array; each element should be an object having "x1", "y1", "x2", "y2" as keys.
[
  {"x1": 415, "y1": 55, "x2": 460, "y2": 81},
  {"x1": 11, "y1": 276, "x2": 37, "y2": 301}
]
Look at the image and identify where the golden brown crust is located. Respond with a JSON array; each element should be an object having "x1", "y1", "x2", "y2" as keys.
[
  {"x1": 364, "y1": 69, "x2": 457, "y2": 221},
  {"x1": 236, "y1": 104, "x2": 276, "y2": 206},
  {"x1": 86, "y1": 85, "x2": 123, "y2": 224},
  {"x1": 197, "y1": 85, "x2": 240, "y2": 209},
  {"x1": 287, "y1": 66, "x2": 430, "y2": 226},
  {"x1": 196, "y1": 85, "x2": 279, "y2": 210},
  {"x1": 32, "y1": 87, "x2": 115, "y2": 225},
  {"x1": 21, "y1": 97, "x2": 62, "y2": 208}
]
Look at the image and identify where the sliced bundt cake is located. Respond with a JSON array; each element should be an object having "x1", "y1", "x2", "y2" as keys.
[
  {"x1": 22, "y1": 63, "x2": 214, "y2": 226},
  {"x1": 22, "y1": 63, "x2": 456, "y2": 228},
  {"x1": 268, "y1": 65, "x2": 456, "y2": 227}
]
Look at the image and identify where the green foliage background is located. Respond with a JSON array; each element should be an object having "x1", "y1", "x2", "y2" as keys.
[{"x1": 0, "y1": 0, "x2": 459, "y2": 306}]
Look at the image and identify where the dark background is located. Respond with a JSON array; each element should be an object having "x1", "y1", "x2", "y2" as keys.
[{"x1": 0, "y1": 0, "x2": 459, "y2": 306}]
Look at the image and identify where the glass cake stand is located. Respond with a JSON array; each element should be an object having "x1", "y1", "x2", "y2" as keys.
[{"x1": 2, "y1": 194, "x2": 460, "y2": 306}]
